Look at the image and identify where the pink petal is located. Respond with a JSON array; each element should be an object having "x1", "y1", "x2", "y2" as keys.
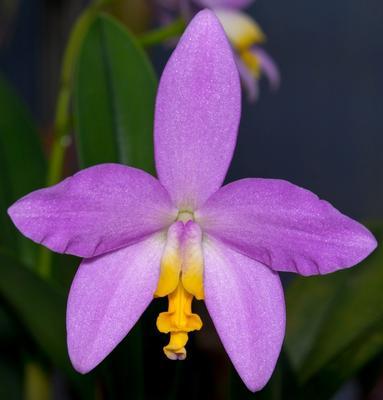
[
  {"x1": 67, "y1": 234, "x2": 164, "y2": 373},
  {"x1": 8, "y1": 164, "x2": 176, "y2": 258},
  {"x1": 154, "y1": 10, "x2": 241, "y2": 210},
  {"x1": 203, "y1": 236, "x2": 285, "y2": 391},
  {"x1": 197, "y1": 178, "x2": 377, "y2": 275},
  {"x1": 252, "y1": 46, "x2": 280, "y2": 90},
  {"x1": 236, "y1": 55, "x2": 259, "y2": 101}
]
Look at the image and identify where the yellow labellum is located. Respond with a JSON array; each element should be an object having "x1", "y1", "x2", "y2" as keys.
[
  {"x1": 182, "y1": 223, "x2": 204, "y2": 300},
  {"x1": 240, "y1": 50, "x2": 261, "y2": 78},
  {"x1": 155, "y1": 226, "x2": 182, "y2": 297},
  {"x1": 155, "y1": 220, "x2": 204, "y2": 360},
  {"x1": 157, "y1": 282, "x2": 202, "y2": 360},
  {"x1": 163, "y1": 332, "x2": 188, "y2": 360}
]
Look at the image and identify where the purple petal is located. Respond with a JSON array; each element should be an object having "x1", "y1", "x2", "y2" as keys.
[
  {"x1": 67, "y1": 234, "x2": 164, "y2": 373},
  {"x1": 203, "y1": 236, "x2": 285, "y2": 391},
  {"x1": 194, "y1": 0, "x2": 254, "y2": 9},
  {"x1": 197, "y1": 178, "x2": 377, "y2": 275},
  {"x1": 252, "y1": 46, "x2": 280, "y2": 90},
  {"x1": 8, "y1": 164, "x2": 176, "y2": 258},
  {"x1": 154, "y1": 10, "x2": 241, "y2": 210},
  {"x1": 236, "y1": 55, "x2": 259, "y2": 101}
]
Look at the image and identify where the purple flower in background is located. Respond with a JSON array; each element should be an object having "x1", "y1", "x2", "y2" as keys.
[
  {"x1": 8, "y1": 10, "x2": 376, "y2": 391},
  {"x1": 214, "y1": 8, "x2": 280, "y2": 100},
  {"x1": 156, "y1": 0, "x2": 279, "y2": 101}
]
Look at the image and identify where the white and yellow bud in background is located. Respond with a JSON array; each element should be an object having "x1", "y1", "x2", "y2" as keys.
[
  {"x1": 214, "y1": 9, "x2": 265, "y2": 53},
  {"x1": 214, "y1": 8, "x2": 280, "y2": 101}
]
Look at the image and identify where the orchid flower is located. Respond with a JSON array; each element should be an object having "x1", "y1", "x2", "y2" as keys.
[
  {"x1": 214, "y1": 8, "x2": 280, "y2": 101},
  {"x1": 156, "y1": 0, "x2": 278, "y2": 101},
  {"x1": 8, "y1": 10, "x2": 376, "y2": 391}
]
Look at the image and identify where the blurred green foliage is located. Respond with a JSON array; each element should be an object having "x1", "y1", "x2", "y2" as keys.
[
  {"x1": 285, "y1": 225, "x2": 383, "y2": 399},
  {"x1": 0, "y1": 75, "x2": 46, "y2": 266},
  {"x1": 74, "y1": 14, "x2": 156, "y2": 173}
]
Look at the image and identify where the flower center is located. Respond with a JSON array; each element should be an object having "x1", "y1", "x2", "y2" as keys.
[
  {"x1": 154, "y1": 220, "x2": 204, "y2": 360},
  {"x1": 177, "y1": 210, "x2": 194, "y2": 222}
]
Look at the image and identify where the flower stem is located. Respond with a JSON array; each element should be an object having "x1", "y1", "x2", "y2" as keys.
[
  {"x1": 47, "y1": 11, "x2": 93, "y2": 187},
  {"x1": 37, "y1": 0, "x2": 110, "y2": 279},
  {"x1": 24, "y1": 361, "x2": 51, "y2": 400},
  {"x1": 138, "y1": 18, "x2": 185, "y2": 47}
]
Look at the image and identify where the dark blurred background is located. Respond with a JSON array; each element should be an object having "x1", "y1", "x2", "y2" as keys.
[{"x1": 1, "y1": 0, "x2": 382, "y2": 220}]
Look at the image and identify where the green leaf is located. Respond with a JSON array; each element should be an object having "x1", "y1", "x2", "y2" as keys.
[
  {"x1": 298, "y1": 320, "x2": 383, "y2": 399},
  {"x1": 284, "y1": 272, "x2": 344, "y2": 370},
  {"x1": 0, "y1": 75, "x2": 46, "y2": 265},
  {"x1": 0, "y1": 251, "x2": 94, "y2": 397},
  {"x1": 0, "y1": 251, "x2": 68, "y2": 368},
  {"x1": 74, "y1": 13, "x2": 157, "y2": 173},
  {"x1": 0, "y1": 303, "x2": 19, "y2": 343},
  {"x1": 285, "y1": 226, "x2": 383, "y2": 396},
  {"x1": 0, "y1": 359, "x2": 22, "y2": 400},
  {"x1": 73, "y1": 14, "x2": 156, "y2": 399}
]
